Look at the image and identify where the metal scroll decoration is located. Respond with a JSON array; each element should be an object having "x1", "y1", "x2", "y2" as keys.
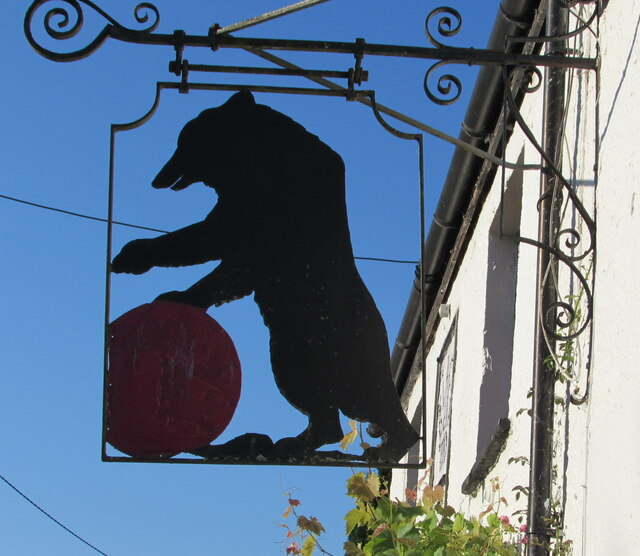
[
  {"x1": 423, "y1": 7, "x2": 463, "y2": 105},
  {"x1": 24, "y1": 0, "x2": 159, "y2": 62},
  {"x1": 502, "y1": 65, "x2": 596, "y2": 344}
]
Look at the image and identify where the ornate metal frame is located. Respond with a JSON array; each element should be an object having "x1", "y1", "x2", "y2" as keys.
[
  {"x1": 101, "y1": 81, "x2": 428, "y2": 468},
  {"x1": 25, "y1": 0, "x2": 600, "y2": 469}
]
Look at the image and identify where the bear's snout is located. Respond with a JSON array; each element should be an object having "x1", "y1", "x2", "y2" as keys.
[{"x1": 152, "y1": 150, "x2": 196, "y2": 191}]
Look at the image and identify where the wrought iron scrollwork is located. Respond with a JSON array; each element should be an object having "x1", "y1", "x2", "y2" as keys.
[
  {"x1": 515, "y1": 234, "x2": 594, "y2": 342},
  {"x1": 422, "y1": 7, "x2": 465, "y2": 105},
  {"x1": 507, "y1": 1, "x2": 599, "y2": 45},
  {"x1": 556, "y1": 0, "x2": 598, "y2": 9},
  {"x1": 423, "y1": 61, "x2": 462, "y2": 105},
  {"x1": 24, "y1": 0, "x2": 159, "y2": 62},
  {"x1": 520, "y1": 65, "x2": 543, "y2": 93},
  {"x1": 424, "y1": 7, "x2": 462, "y2": 48},
  {"x1": 502, "y1": 66, "x2": 596, "y2": 345}
]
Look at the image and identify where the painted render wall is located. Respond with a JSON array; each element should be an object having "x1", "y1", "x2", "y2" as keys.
[{"x1": 392, "y1": 2, "x2": 639, "y2": 554}]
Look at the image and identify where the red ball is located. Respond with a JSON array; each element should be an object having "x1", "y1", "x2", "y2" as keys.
[{"x1": 107, "y1": 301, "x2": 241, "y2": 457}]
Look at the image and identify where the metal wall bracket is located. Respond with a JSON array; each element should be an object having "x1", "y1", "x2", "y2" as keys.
[{"x1": 25, "y1": 1, "x2": 598, "y2": 105}]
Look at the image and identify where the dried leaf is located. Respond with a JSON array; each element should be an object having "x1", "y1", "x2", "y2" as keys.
[
  {"x1": 405, "y1": 488, "x2": 417, "y2": 502},
  {"x1": 285, "y1": 541, "x2": 300, "y2": 555},
  {"x1": 372, "y1": 523, "x2": 389, "y2": 538},
  {"x1": 421, "y1": 485, "x2": 445, "y2": 507},
  {"x1": 340, "y1": 420, "x2": 358, "y2": 450},
  {"x1": 288, "y1": 498, "x2": 301, "y2": 507},
  {"x1": 283, "y1": 506, "x2": 292, "y2": 519},
  {"x1": 297, "y1": 516, "x2": 325, "y2": 536},
  {"x1": 479, "y1": 504, "x2": 494, "y2": 520}
]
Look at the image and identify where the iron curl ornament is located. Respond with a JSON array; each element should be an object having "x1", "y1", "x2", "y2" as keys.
[
  {"x1": 424, "y1": 7, "x2": 462, "y2": 48},
  {"x1": 24, "y1": 0, "x2": 160, "y2": 62},
  {"x1": 423, "y1": 7, "x2": 464, "y2": 105},
  {"x1": 423, "y1": 61, "x2": 463, "y2": 105},
  {"x1": 501, "y1": 65, "x2": 596, "y2": 343},
  {"x1": 519, "y1": 65, "x2": 543, "y2": 94}
]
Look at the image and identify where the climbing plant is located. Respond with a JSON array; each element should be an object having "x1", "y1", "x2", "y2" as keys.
[{"x1": 279, "y1": 469, "x2": 528, "y2": 555}]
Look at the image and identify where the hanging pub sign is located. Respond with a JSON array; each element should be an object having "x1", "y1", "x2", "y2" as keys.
[
  {"x1": 104, "y1": 89, "x2": 423, "y2": 467},
  {"x1": 23, "y1": 0, "x2": 600, "y2": 472},
  {"x1": 27, "y1": 0, "x2": 604, "y2": 468}
]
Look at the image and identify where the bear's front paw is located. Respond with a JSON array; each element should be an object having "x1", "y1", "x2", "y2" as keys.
[
  {"x1": 155, "y1": 290, "x2": 210, "y2": 309},
  {"x1": 111, "y1": 239, "x2": 154, "y2": 275}
]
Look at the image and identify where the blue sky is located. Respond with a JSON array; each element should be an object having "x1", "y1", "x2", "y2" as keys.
[{"x1": 2, "y1": 1, "x2": 498, "y2": 553}]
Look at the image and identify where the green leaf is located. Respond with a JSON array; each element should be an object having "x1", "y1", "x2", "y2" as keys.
[
  {"x1": 396, "y1": 520, "x2": 418, "y2": 541},
  {"x1": 345, "y1": 508, "x2": 371, "y2": 534},
  {"x1": 301, "y1": 535, "x2": 316, "y2": 556},
  {"x1": 343, "y1": 541, "x2": 366, "y2": 556},
  {"x1": 452, "y1": 513, "x2": 465, "y2": 533},
  {"x1": 395, "y1": 504, "x2": 425, "y2": 521},
  {"x1": 373, "y1": 497, "x2": 393, "y2": 521},
  {"x1": 367, "y1": 474, "x2": 381, "y2": 498},
  {"x1": 347, "y1": 473, "x2": 380, "y2": 502},
  {"x1": 364, "y1": 529, "x2": 395, "y2": 553}
]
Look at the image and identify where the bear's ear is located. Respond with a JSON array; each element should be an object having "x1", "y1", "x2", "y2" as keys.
[{"x1": 223, "y1": 90, "x2": 256, "y2": 108}]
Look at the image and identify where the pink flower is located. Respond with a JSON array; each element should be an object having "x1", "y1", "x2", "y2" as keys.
[
  {"x1": 520, "y1": 524, "x2": 528, "y2": 533},
  {"x1": 521, "y1": 535, "x2": 529, "y2": 544},
  {"x1": 499, "y1": 515, "x2": 511, "y2": 526}
]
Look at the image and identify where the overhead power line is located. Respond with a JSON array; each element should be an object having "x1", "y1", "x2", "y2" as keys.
[
  {"x1": 0, "y1": 193, "x2": 418, "y2": 264},
  {"x1": 0, "y1": 472, "x2": 109, "y2": 555},
  {"x1": 0, "y1": 193, "x2": 165, "y2": 234}
]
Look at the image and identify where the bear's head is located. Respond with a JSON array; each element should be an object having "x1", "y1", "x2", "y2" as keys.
[{"x1": 151, "y1": 90, "x2": 337, "y2": 193}]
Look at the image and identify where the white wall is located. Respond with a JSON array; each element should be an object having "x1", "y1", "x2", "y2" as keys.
[
  {"x1": 393, "y1": 2, "x2": 640, "y2": 553},
  {"x1": 582, "y1": 0, "x2": 640, "y2": 552}
]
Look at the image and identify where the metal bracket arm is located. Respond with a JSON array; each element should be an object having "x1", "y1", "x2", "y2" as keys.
[{"x1": 24, "y1": 3, "x2": 597, "y2": 71}]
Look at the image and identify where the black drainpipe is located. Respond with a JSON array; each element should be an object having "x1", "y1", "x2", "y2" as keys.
[
  {"x1": 527, "y1": 2, "x2": 566, "y2": 553},
  {"x1": 391, "y1": 0, "x2": 541, "y2": 388}
]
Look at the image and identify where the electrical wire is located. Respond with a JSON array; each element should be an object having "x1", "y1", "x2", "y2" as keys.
[
  {"x1": 0, "y1": 472, "x2": 108, "y2": 556},
  {"x1": 0, "y1": 193, "x2": 418, "y2": 264},
  {"x1": 0, "y1": 193, "x2": 165, "y2": 234}
]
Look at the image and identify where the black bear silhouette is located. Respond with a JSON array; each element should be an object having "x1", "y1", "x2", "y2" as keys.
[{"x1": 112, "y1": 91, "x2": 419, "y2": 461}]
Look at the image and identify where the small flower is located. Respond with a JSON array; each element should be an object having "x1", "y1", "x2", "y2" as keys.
[
  {"x1": 499, "y1": 515, "x2": 511, "y2": 526},
  {"x1": 521, "y1": 535, "x2": 529, "y2": 544},
  {"x1": 520, "y1": 524, "x2": 528, "y2": 533}
]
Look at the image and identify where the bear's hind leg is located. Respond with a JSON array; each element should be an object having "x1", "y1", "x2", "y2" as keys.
[
  {"x1": 274, "y1": 408, "x2": 343, "y2": 458},
  {"x1": 363, "y1": 408, "x2": 420, "y2": 463}
]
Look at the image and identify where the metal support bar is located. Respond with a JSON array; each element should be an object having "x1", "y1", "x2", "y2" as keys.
[
  {"x1": 528, "y1": 2, "x2": 568, "y2": 553},
  {"x1": 167, "y1": 61, "x2": 367, "y2": 82},
  {"x1": 216, "y1": 0, "x2": 331, "y2": 35},
  {"x1": 24, "y1": 4, "x2": 597, "y2": 71}
]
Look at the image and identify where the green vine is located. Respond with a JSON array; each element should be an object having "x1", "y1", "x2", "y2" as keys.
[{"x1": 279, "y1": 471, "x2": 528, "y2": 556}]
